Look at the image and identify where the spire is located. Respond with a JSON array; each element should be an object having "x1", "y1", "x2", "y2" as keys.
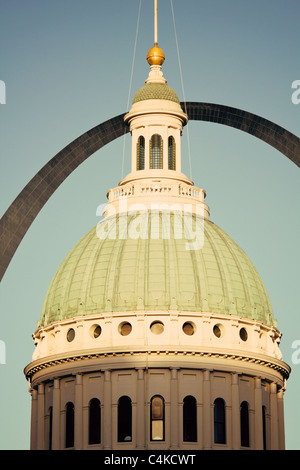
[
  {"x1": 145, "y1": 0, "x2": 166, "y2": 84},
  {"x1": 154, "y1": 0, "x2": 158, "y2": 45},
  {"x1": 146, "y1": 0, "x2": 165, "y2": 68}
]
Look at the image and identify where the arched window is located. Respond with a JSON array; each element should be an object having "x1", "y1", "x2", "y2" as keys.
[
  {"x1": 240, "y1": 401, "x2": 250, "y2": 447},
  {"x1": 262, "y1": 406, "x2": 267, "y2": 450},
  {"x1": 136, "y1": 136, "x2": 145, "y2": 170},
  {"x1": 65, "y1": 401, "x2": 74, "y2": 448},
  {"x1": 168, "y1": 136, "x2": 176, "y2": 170},
  {"x1": 183, "y1": 395, "x2": 197, "y2": 442},
  {"x1": 48, "y1": 406, "x2": 53, "y2": 450},
  {"x1": 150, "y1": 134, "x2": 163, "y2": 169},
  {"x1": 89, "y1": 398, "x2": 101, "y2": 445},
  {"x1": 150, "y1": 395, "x2": 165, "y2": 441},
  {"x1": 118, "y1": 396, "x2": 132, "y2": 442},
  {"x1": 214, "y1": 398, "x2": 226, "y2": 444}
]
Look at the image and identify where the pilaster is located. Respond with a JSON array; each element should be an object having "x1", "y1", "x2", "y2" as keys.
[
  {"x1": 136, "y1": 368, "x2": 146, "y2": 449},
  {"x1": 103, "y1": 370, "x2": 112, "y2": 449},
  {"x1": 75, "y1": 374, "x2": 83, "y2": 449},
  {"x1": 37, "y1": 383, "x2": 45, "y2": 450},
  {"x1": 231, "y1": 373, "x2": 240, "y2": 449},
  {"x1": 203, "y1": 370, "x2": 212, "y2": 449},
  {"x1": 170, "y1": 368, "x2": 179, "y2": 449}
]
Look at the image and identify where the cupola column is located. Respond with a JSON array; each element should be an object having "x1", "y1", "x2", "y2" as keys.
[
  {"x1": 145, "y1": 126, "x2": 150, "y2": 170},
  {"x1": 162, "y1": 126, "x2": 168, "y2": 170}
]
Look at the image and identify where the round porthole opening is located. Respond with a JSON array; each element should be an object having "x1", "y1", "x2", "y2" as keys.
[
  {"x1": 67, "y1": 328, "x2": 75, "y2": 342},
  {"x1": 90, "y1": 324, "x2": 102, "y2": 339},
  {"x1": 150, "y1": 321, "x2": 164, "y2": 335},
  {"x1": 119, "y1": 322, "x2": 132, "y2": 336},
  {"x1": 213, "y1": 324, "x2": 224, "y2": 338},
  {"x1": 182, "y1": 322, "x2": 196, "y2": 336},
  {"x1": 239, "y1": 327, "x2": 248, "y2": 342}
]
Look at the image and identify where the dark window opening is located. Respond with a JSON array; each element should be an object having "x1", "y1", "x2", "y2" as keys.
[
  {"x1": 118, "y1": 396, "x2": 132, "y2": 442},
  {"x1": 48, "y1": 406, "x2": 53, "y2": 450},
  {"x1": 65, "y1": 402, "x2": 74, "y2": 448},
  {"x1": 214, "y1": 398, "x2": 226, "y2": 444},
  {"x1": 168, "y1": 136, "x2": 176, "y2": 170},
  {"x1": 136, "y1": 136, "x2": 145, "y2": 170},
  {"x1": 262, "y1": 406, "x2": 267, "y2": 450},
  {"x1": 240, "y1": 401, "x2": 250, "y2": 447},
  {"x1": 89, "y1": 398, "x2": 101, "y2": 445},
  {"x1": 183, "y1": 395, "x2": 197, "y2": 442}
]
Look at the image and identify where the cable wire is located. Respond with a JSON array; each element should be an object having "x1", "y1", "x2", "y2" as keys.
[
  {"x1": 122, "y1": 0, "x2": 142, "y2": 179},
  {"x1": 170, "y1": 0, "x2": 192, "y2": 180}
]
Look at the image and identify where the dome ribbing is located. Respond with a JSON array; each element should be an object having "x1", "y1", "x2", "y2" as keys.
[{"x1": 39, "y1": 212, "x2": 276, "y2": 328}]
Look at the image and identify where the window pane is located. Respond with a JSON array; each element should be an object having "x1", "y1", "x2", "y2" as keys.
[
  {"x1": 150, "y1": 134, "x2": 163, "y2": 169},
  {"x1": 214, "y1": 398, "x2": 226, "y2": 444},
  {"x1": 152, "y1": 420, "x2": 164, "y2": 440},
  {"x1": 168, "y1": 136, "x2": 176, "y2": 170},
  {"x1": 137, "y1": 136, "x2": 145, "y2": 170},
  {"x1": 151, "y1": 396, "x2": 163, "y2": 419},
  {"x1": 151, "y1": 396, "x2": 165, "y2": 441}
]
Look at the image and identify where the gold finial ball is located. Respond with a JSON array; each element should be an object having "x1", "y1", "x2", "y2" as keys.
[{"x1": 147, "y1": 45, "x2": 165, "y2": 66}]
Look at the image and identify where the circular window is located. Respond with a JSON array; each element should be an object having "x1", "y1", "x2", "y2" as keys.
[
  {"x1": 182, "y1": 321, "x2": 196, "y2": 336},
  {"x1": 90, "y1": 324, "x2": 102, "y2": 339},
  {"x1": 67, "y1": 328, "x2": 75, "y2": 342},
  {"x1": 239, "y1": 327, "x2": 248, "y2": 342},
  {"x1": 119, "y1": 322, "x2": 132, "y2": 336},
  {"x1": 150, "y1": 321, "x2": 164, "y2": 335},
  {"x1": 213, "y1": 324, "x2": 224, "y2": 338}
]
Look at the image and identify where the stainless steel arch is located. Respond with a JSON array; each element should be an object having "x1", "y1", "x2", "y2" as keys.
[
  {"x1": 184, "y1": 102, "x2": 300, "y2": 167},
  {"x1": 1, "y1": 103, "x2": 299, "y2": 282}
]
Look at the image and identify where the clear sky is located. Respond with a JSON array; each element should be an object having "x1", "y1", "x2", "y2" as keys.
[{"x1": 0, "y1": 0, "x2": 299, "y2": 449}]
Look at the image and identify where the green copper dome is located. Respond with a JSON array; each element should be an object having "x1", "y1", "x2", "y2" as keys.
[
  {"x1": 132, "y1": 82, "x2": 180, "y2": 105},
  {"x1": 39, "y1": 212, "x2": 276, "y2": 328}
]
